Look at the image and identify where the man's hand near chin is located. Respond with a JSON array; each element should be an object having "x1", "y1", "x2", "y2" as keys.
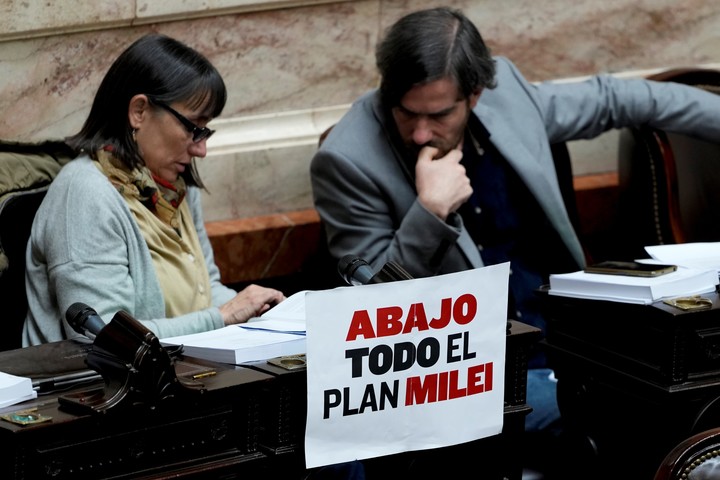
[{"x1": 415, "y1": 146, "x2": 473, "y2": 220}]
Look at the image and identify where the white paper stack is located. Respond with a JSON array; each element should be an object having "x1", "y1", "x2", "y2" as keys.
[
  {"x1": 549, "y1": 243, "x2": 720, "y2": 304},
  {"x1": 0, "y1": 371, "x2": 37, "y2": 409},
  {"x1": 161, "y1": 291, "x2": 309, "y2": 364},
  {"x1": 548, "y1": 266, "x2": 718, "y2": 304}
]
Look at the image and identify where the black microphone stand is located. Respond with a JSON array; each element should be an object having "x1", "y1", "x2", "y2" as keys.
[{"x1": 58, "y1": 310, "x2": 201, "y2": 414}]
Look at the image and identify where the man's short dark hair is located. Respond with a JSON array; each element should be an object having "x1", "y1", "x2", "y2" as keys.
[{"x1": 376, "y1": 7, "x2": 497, "y2": 107}]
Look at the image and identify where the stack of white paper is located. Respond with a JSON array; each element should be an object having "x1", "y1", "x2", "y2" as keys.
[
  {"x1": 161, "y1": 326, "x2": 306, "y2": 365},
  {"x1": 548, "y1": 266, "x2": 719, "y2": 304},
  {"x1": 0, "y1": 371, "x2": 37, "y2": 409},
  {"x1": 161, "y1": 290, "x2": 308, "y2": 364}
]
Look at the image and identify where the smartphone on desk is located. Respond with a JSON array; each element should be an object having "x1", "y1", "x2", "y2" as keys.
[{"x1": 584, "y1": 260, "x2": 678, "y2": 277}]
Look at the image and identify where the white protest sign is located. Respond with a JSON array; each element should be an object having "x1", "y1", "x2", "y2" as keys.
[{"x1": 304, "y1": 263, "x2": 509, "y2": 468}]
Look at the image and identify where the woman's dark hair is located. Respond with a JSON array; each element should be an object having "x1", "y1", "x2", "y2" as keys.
[
  {"x1": 376, "y1": 7, "x2": 497, "y2": 107},
  {"x1": 66, "y1": 34, "x2": 226, "y2": 187}
]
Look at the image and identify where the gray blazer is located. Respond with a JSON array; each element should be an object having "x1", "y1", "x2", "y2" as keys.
[{"x1": 310, "y1": 56, "x2": 720, "y2": 278}]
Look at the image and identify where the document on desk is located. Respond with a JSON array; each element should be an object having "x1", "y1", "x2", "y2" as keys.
[
  {"x1": 646, "y1": 242, "x2": 720, "y2": 273},
  {"x1": 242, "y1": 290, "x2": 307, "y2": 334},
  {"x1": 160, "y1": 325, "x2": 306, "y2": 365},
  {"x1": 0, "y1": 371, "x2": 37, "y2": 409},
  {"x1": 549, "y1": 266, "x2": 719, "y2": 304}
]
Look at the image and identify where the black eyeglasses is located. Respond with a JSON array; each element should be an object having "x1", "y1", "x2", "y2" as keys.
[{"x1": 149, "y1": 99, "x2": 215, "y2": 143}]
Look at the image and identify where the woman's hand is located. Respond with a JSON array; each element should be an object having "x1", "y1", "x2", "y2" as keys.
[{"x1": 219, "y1": 284, "x2": 286, "y2": 325}]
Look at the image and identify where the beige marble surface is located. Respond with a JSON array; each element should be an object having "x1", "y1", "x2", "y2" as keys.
[
  {"x1": 0, "y1": 1, "x2": 134, "y2": 40},
  {"x1": 0, "y1": 2, "x2": 381, "y2": 141},
  {"x1": 1, "y1": 0, "x2": 718, "y2": 221},
  {"x1": 0, "y1": 0, "x2": 352, "y2": 41}
]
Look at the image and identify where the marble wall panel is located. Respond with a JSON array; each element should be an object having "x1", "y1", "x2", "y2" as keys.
[
  {"x1": 1, "y1": 32, "x2": 138, "y2": 141},
  {"x1": 4, "y1": 0, "x2": 718, "y2": 141},
  {"x1": 0, "y1": 1, "x2": 380, "y2": 142},
  {"x1": 1, "y1": 0, "x2": 718, "y2": 222},
  {"x1": 0, "y1": 0, "x2": 134, "y2": 40},
  {"x1": 191, "y1": 1, "x2": 380, "y2": 117},
  {"x1": 198, "y1": 143, "x2": 318, "y2": 221},
  {"x1": 380, "y1": 0, "x2": 720, "y2": 81},
  {"x1": 136, "y1": 0, "x2": 349, "y2": 20}
]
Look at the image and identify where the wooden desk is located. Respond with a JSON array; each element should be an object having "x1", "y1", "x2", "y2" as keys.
[
  {"x1": 0, "y1": 356, "x2": 279, "y2": 479},
  {"x1": 542, "y1": 289, "x2": 720, "y2": 479},
  {"x1": 245, "y1": 320, "x2": 540, "y2": 480},
  {"x1": 0, "y1": 320, "x2": 539, "y2": 480}
]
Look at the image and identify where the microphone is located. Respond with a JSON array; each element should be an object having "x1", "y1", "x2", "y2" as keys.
[
  {"x1": 66, "y1": 302, "x2": 106, "y2": 340},
  {"x1": 338, "y1": 254, "x2": 376, "y2": 286},
  {"x1": 372, "y1": 260, "x2": 414, "y2": 283},
  {"x1": 338, "y1": 254, "x2": 414, "y2": 286}
]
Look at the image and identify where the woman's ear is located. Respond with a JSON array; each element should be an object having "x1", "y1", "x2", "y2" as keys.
[{"x1": 128, "y1": 94, "x2": 150, "y2": 130}]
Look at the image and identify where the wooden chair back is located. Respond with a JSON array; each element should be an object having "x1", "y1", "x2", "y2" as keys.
[
  {"x1": 617, "y1": 68, "x2": 720, "y2": 259},
  {"x1": 655, "y1": 426, "x2": 720, "y2": 480}
]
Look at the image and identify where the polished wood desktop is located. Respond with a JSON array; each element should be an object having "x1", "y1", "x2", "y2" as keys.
[
  {"x1": 542, "y1": 288, "x2": 720, "y2": 479},
  {"x1": 0, "y1": 356, "x2": 277, "y2": 479},
  {"x1": 0, "y1": 320, "x2": 539, "y2": 480}
]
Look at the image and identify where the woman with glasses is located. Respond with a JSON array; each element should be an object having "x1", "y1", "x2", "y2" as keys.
[{"x1": 23, "y1": 34, "x2": 285, "y2": 346}]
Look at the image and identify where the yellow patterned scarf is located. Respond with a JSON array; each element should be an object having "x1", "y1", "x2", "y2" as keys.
[
  {"x1": 94, "y1": 148, "x2": 212, "y2": 316},
  {"x1": 95, "y1": 148, "x2": 186, "y2": 229}
]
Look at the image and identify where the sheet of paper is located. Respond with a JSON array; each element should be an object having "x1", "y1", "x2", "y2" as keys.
[
  {"x1": 243, "y1": 290, "x2": 308, "y2": 334},
  {"x1": 241, "y1": 320, "x2": 305, "y2": 334},
  {"x1": 162, "y1": 325, "x2": 302, "y2": 349},
  {"x1": 0, "y1": 371, "x2": 37, "y2": 409},
  {"x1": 547, "y1": 284, "x2": 717, "y2": 305},
  {"x1": 304, "y1": 265, "x2": 508, "y2": 468},
  {"x1": 257, "y1": 290, "x2": 307, "y2": 322},
  {"x1": 646, "y1": 242, "x2": 720, "y2": 272},
  {"x1": 0, "y1": 392, "x2": 38, "y2": 409}
]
